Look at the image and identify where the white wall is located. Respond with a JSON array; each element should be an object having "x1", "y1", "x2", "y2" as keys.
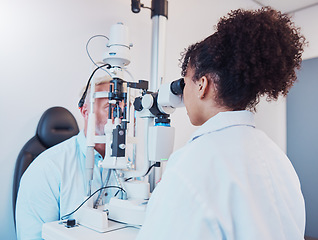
[
  {"x1": 0, "y1": 0, "x2": 317, "y2": 239},
  {"x1": 293, "y1": 4, "x2": 318, "y2": 60}
]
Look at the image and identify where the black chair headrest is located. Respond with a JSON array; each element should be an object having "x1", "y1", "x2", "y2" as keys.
[{"x1": 36, "y1": 107, "x2": 79, "y2": 148}]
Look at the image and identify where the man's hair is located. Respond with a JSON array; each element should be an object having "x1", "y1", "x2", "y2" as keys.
[
  {"x1": 181, "y1": 7, "x2": 306, "y2": 111},
  {"x1": 80, "y1": 75, "x2": 112, "y2": 105}
]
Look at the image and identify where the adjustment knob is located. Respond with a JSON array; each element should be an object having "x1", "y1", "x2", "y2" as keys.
[{"x1": 142, "y1": 94, "x2": 154, "y2": 110}]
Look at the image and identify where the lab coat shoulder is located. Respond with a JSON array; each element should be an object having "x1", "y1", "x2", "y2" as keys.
[{"x1": 171, "y1": 125, "x2": 305, "y2": 239}]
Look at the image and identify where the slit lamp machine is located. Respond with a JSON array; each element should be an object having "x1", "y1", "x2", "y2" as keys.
[{"x1": 68, "y1": 0, "x2": 185, "y2": 233}]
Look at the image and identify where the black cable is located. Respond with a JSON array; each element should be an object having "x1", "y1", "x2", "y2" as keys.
[
  {"x1": 141, "y1": 4, "x2": 152, "y2": 11},
  {"x1": 143, "y1": 162, "x2": 160, "y2": 177},
  {"x1": 125, "y1": 162, "x2": 160, "y2": 182},
  {"x1": 61, "y1": 186, "x2": 126, "y2": 220},
  {"x1": 78, "y1": 63, "x2": 110, "y2": 108}
]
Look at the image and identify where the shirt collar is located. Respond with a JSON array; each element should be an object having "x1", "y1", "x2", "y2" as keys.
[{"x1": 189, "y1": 110, "x2": 255, "y2": 142}]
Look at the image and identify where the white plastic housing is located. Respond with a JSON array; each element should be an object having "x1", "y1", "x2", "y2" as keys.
[
  {"x1": 157, "y1": 82, "x2": 184, "y2": 114},
  {"x1": 103, "y1": 23, "x2": 131, "y2": 67},
  {"x1": 106, "y1": 198, "x2": 147, "y2": 226},
  {"x1": 123, "y1": 180, "x2": 150, "y2": 200},
  {"x1": 98, "y1": 157, "x2": 128, "y2": 169},
  {"x1": 141, "y1": 94, "x2": 154, "y2": 110},
  {"x1": 75, "y1": 206, "x2": 109, "y2": 233},
  {"x1": 148, "y1": 125, "x2": 175, "y2": 161}
]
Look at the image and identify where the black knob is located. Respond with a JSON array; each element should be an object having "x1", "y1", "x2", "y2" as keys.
[{"x1": 133, "y1": 97, "x2": 143, "y2": 111}]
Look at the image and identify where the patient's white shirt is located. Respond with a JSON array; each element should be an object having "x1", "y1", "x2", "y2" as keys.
[{"x1": 16, "y1": 131, "x2": 116, "y2": 240}]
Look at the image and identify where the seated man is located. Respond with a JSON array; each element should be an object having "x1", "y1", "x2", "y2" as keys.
[{"x1": 16, "y1": 77, "x2": 117, "y2": 239}]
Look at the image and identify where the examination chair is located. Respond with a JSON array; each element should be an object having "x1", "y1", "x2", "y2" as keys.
[{"x1": 12, "y1": 106, "x2": 79, "y2": 224}]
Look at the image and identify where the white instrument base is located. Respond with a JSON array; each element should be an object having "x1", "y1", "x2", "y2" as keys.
[{"x1": 42, "y1": 220, "x2": 139, "y2": 240}]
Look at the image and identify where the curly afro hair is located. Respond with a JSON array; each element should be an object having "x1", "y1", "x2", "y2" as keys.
[{"x1": 181, "y1": 7, "x2": 306, "y2": 111}]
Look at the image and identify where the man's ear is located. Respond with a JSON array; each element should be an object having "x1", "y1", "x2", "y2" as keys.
[{"x1": 80, "y1": 104, "x2": 89, "y2": 120}]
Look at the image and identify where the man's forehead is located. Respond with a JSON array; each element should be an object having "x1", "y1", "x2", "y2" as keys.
[{"x1": 95, "y1": 82, "x2": 111, "y2": 91}]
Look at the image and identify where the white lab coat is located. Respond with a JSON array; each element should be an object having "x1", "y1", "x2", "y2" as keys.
[{"x1": 137, "y1": 110, "x2": 305, "y2": 240}]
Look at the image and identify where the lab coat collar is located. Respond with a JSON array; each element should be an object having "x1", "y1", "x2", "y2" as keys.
[{"x1": 189, "y1": 110, "x2": 255, "y2": 142}]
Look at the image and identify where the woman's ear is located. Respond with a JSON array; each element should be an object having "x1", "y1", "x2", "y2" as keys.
[{"x1": 197, "y1": 76, "x2": 210, "y2": 99}]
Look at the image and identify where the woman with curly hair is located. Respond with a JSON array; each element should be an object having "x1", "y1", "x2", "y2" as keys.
[{"x1": 137, "y1": 7, "x2": 306, "y2": 240}]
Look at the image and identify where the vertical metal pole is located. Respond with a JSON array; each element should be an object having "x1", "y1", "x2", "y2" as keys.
[
  {"x1": 149, "y1": 0, "x2": 168, "y2": 192},
  {"x1": 150, "y1": 15, "x2": 167, "y2": 92}
]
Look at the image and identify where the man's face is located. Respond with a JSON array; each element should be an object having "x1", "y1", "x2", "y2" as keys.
[
  {"x1": 81, "y1": 82, "x2": 111, "y2": 136},
  {"x1": 94, "y1": 83, "x2": 110, "y2": 135}
]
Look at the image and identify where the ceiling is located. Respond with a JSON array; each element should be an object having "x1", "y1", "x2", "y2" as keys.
[{"x1": 252, "y1": 0, "x2": 318, "y2": 13}]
